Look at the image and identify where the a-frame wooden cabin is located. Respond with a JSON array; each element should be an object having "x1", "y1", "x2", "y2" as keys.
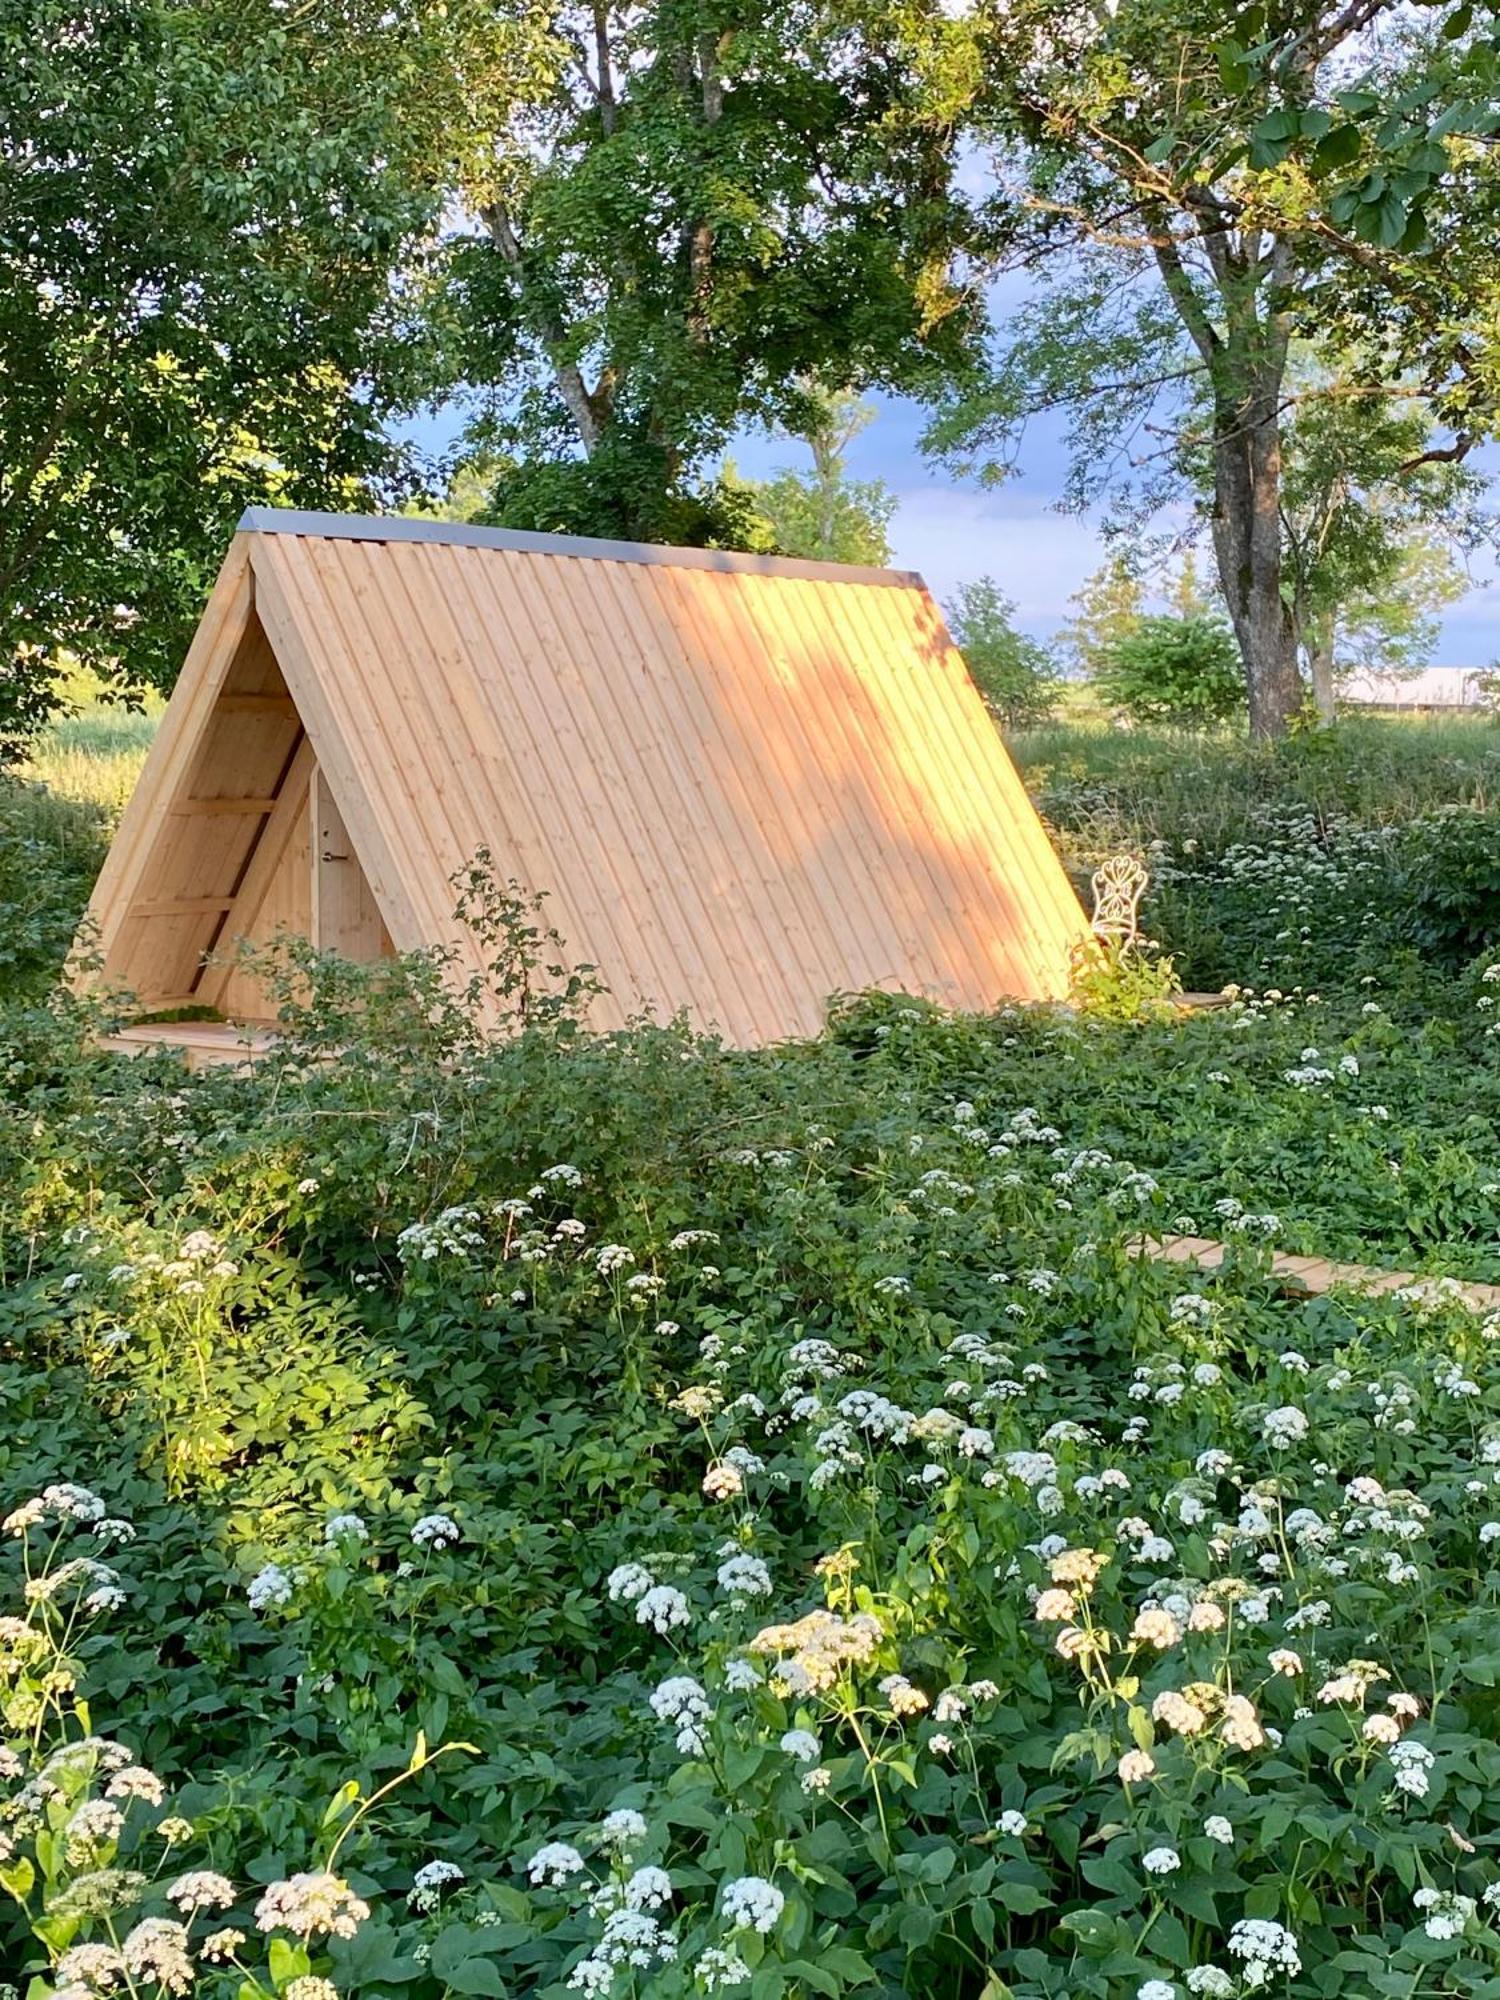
[{"x1": 80, "y1": 509, "x2": 1085, "y2": 1060}]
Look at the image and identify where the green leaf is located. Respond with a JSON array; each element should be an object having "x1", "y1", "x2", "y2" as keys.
[
  {"x1": 1248, "y1": 107, "x2": 1300, "y2": 168},
  {"x1": 782, "y1": 1960, "x2": 840, "y2": 1996},
  {"x1": 320, "y1": 1778, "x2": 361, "y2": 1829},
  {"x1": 267, "y1": 1937, "x2": 311, "y2": 1984},
  {"x1": 1312, "y1": 124, "x2": 1364, "y2": 173},
  {"x1": 994, "y1": 1879, "x2": 1052, "y2": 1916},
  {"x1": 445, "y1": 1960, "x2": 507, "y2": 1996},
  {"x1": 0, "y1": 1857, "x2": 34, "y2": 1901}
]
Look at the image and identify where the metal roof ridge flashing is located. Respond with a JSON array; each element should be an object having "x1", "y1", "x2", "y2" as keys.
[{"x1": 236, "y1": 506, "x2": 926, "y2": 590}]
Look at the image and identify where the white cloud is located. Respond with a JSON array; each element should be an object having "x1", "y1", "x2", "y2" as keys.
[{"x1": 886, "y1": 485, "x2": 1105, "y2": 631}]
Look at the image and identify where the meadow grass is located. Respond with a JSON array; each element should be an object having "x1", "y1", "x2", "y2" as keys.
[
  {"x1": 1011, "y1": 711, "x2": 1500, "y2": 860},
  {"x1": 22, "y1": 699, "x2": 159, "y2": 816}
]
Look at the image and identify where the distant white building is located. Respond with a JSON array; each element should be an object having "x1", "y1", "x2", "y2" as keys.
[{"x1": 1340, "y1": 665, "x2": 1488, "y2": 709}]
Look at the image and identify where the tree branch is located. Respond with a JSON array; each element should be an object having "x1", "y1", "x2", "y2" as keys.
[
  {"x1": 479, "y1": 205, "x2": 607, "y2": 454},
  {"x1": 1396, "y1": 433, "x2": 1475, "y2": 474},
  {"x1": 1150, "y1": 216, "x2": 1221, "y2": 365}
]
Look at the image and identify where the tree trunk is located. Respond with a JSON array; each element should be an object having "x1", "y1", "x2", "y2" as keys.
[
  {"x1": 1209, "y1": 383, "x2": 1303, "y2": 740},
  {"x1": 1308, "y1": 617, "x2": 1337, "y2": 725},
  {"x1": 480, "y1": 205, "x2": 606, "y2": 457}
]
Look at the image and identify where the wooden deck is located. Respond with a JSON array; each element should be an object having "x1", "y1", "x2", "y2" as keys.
[
  {"x1": 1139, "y1": 1233, "x2": 1500, "y2": 1313},
  {"x1": 98, "y1": 1021, "x2": 276, "y2": 1071}
]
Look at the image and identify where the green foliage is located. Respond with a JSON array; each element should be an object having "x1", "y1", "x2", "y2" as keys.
[
  {"x1": 445, "y1": 0, "x2": 979, "y2": 542},
  {"x1": 1095, "y1": 616, "x2": 1245, "y2": 729},
  {"x1": 947, "y1": 578, "x2": 1061, "y2": 727},
  {"x1": 731, "y1": 393, "x2": 896, "y2": 568},
  {"x1": 1403, "y1": 807, "x2": 1500, "y2": 964},
  {"x1": 11, "y1": 934, "x2": 1500, "y2": 1996},
  {"x1": 0, "y1": 777, "x2": 109, "y2": 999},
  {"x1": 1068, "y1": 935, "x2": 1182, "y2": 1022},
  {"x1": 1201, "y1": 353, "x2": 1489, "y2": 712},
  {"x1": 0, "y1": 0, "x2": 515, "y2": 754},
  {"x1": 1057, "y1": 558, "x2": 1146, "y2": 680},
  {"x1": 927, "y1": 0, "x2": 1500, "y2": 738},
  {"x1": 12, "y1": 720, "x2": 1500, "y2": 1996},
  {"x1": 1015, "y1": 716, "x2": 1500, "y2": 993}
]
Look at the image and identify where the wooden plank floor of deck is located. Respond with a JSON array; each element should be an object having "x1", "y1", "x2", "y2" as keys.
[{"x1": 1137, "y1": 1233, "x2": 1500, "y2": 1313}]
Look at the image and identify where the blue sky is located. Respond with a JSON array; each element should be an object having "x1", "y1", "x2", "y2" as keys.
[
  {"x1": 412, "y1": 390, "x2": 1499, "y2": 670},
  {"x1": 728, "y1": 393, "x2": 1500, "y2": 669}
]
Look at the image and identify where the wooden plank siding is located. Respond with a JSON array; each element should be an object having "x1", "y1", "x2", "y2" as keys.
[{"x1": 82, "y1": 512, "x2": 1088, "y2": 1047}]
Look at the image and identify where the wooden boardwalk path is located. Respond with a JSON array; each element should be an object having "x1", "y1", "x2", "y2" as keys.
[{"x1": 1138, "y1": 1233, "x2": 1500, "y2": 1314}]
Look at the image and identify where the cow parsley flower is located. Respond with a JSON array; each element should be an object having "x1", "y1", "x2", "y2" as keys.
[
  {"x1": 409, "y1": 1858, "x2": 465, "y2": 1909},
  {"x1": 650, "y1": 1676, "x2": 713, "y2": 1755},
  {"x1": 54, "y1": 1944, "x2": 125, "y2": 1989},
  {"x1": 121, "y1": 1918, "x2": 195, "y2": 1994},
  {"x1": 254, "y1": 1871, "x2": 370, "y2": 1938},
  {"x1": 1262, "y1": 1405, "x2": 1309, "y2": 1448},
  {"x1": 1414, "y1": 1887, "x2": 1474, "y2": 1939},
  {"x1": 412, "y1": 1512, "x2": 460, "y2": 1549},
  {"x1": 607, "y1": 1562, "x2": 655, "y2": 1603},
  {"x1": 200, "y1": 1927, "x2": 247, "y2": 1963},
  {"x1": 599, "y1": 1808, "x2": 648, "y2": 1851},
  {"x1": 167, "y1": 1870, "x2": 236, "y2": 1913},
  {"x1": 528, "y1": 1842, "x2": 586, "y2": 1887},
  {"x1": 635, "y1": 1585, "x2": 691, "y2": 1634},
  {"x1": 1228, "y1": 1919, "x2": 1300, "y2": 1977},
  {"x1": 105, "y1": 1765, "x2": 164, "y2": 1804},
  {"x1": 722, "y1": 1876, "x2": 784, "y2": 1933},
  {"x1": 716, "y1": 1553, "x2": 772, "y2": 1598},
  {"x1": 623, "y1": 1866, "x2": 673, "y2": 1911},
  {"x1": 695, "y1": 1945, "x2": 751, "y2": 1992},
  {"x1": 779, "y1": 1729, "x2": 820, "y2": 1763},
  {"x1": 247, "y1": 1564, "x2": 293, "y2": 1613}
]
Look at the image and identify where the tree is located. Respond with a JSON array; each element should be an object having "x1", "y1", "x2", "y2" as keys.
[
  {"x1": 1056, "y1": 556, "x2": 1145, "y2": 678},
  {"x1": 1096, "y1": 614, "x2": 1245, "y2": 728},
  {"x1": 946, "y1": 577, "x2": 1061, "y2": 727},
  {"x1": 1274, "y1": 370, "x2": 1486, "y2": 719},
  {"x1": 1168, "y1": 550, "x2": 1214, "y2": 621},
  {"x1": 443, "y1": 0, "x2": 979, "y2": 544},
  {"x1": 925, "y1": 0, "x2": 1500, "y2": 739},
  {"x1": 0, "y1": 0, "x2": 518, "y2": 754},
  {"x1": 734, "y1": 390, "x2": 896, "y2": 565}
]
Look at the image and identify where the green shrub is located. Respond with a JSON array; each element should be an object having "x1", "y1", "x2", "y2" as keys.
[
  {"x1": 947, "y1": 577, "x2": 1062, "y2": 728},
  {"x1": 0, "y1": 776, "x2": 107, "y2": 998},
  {"x1": 1095, "y1": 615, "x2": 1246, "y2": 729},
  {"x1": 1068, "y1": 935, "x2": 1183, "y2": 1020},
  {"x1": 1402, "y1": 805, "x2": 1500, "y2": 965}
]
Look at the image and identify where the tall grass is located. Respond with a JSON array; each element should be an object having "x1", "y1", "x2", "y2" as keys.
[
  {"x1": 23, "y1": 702, "x2": 158, "y2": 817},
  {"x1": 1011, "y1": 713, "x2": 1500, "y2": 862}
]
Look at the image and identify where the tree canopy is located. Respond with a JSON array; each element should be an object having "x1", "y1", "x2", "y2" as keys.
[
  {"x1": 0, "y1": 0, "x2": 525, "y2": 748},
  {"x1": 731, "y1": 391, "x2": 896, "y2": 566},
  {"x1": 926, "y1": 0, "x2": 1500, "y2": 736},
  {"x1": 440, "y1": 0, "x2": 981, "y2": 543}
]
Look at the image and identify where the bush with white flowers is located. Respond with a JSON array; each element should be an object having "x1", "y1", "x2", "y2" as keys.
[{"x1": 11, "y1": 845, "x2": 1500, "y2": 1996}]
